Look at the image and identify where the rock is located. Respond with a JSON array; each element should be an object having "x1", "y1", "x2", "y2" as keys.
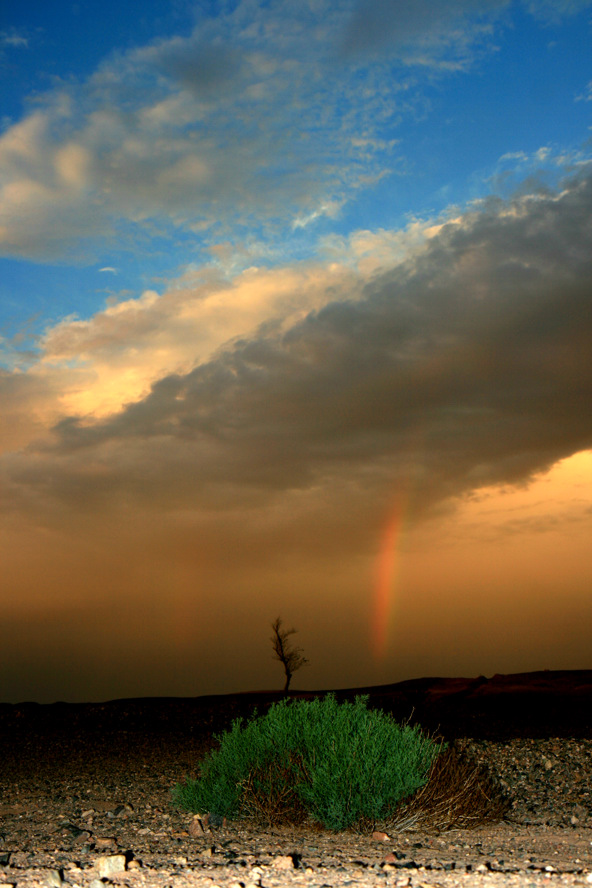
[
  {"x1": 383, "y1": 851, "x2": 406, "y2": 863},
  {"x1": 372, "y1": 830, "x2": 390, "y2": 842},
  {"x1": 94, "y1": 836, "x2": 117, "y2": 847},
  {"x1": 189, "y1": 816, "x2": 206, "y2": 836},
  {"x1": 72, "y1": 829, "x2": 93, "y2": 843},
  {"x1": 113, "y1": 804, "x2": 129, "y2": 816},
  {"x1": 44, "y1": 871, "x2": 63, "y2": 887},
  {"x1": 271, "y1": 854, "x2": 296, "y2": 870},
  {"x1": 60, "y1": 822, "x2": 87, "y2": 838},
  {"x1": 94, "y1": 854, "x2": 127, "y2": 878},
  {"x1": 5, "y1": 852, "x2": 28, "y2": 867}
]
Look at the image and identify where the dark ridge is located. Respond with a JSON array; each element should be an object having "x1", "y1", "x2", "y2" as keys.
[{"x1": 0, "y1": 670, "x2": 590, "y2": 744}]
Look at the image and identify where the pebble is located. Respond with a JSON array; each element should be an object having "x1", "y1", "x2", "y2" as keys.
[
  {"x1": 271, "y1": 854, "x2": 296, "y2": 869},
  {"x1": 372, "y1": 831, "x2": 390, "y2": 842},
  {"x1": 189, "y1": 816, "x2": 207, "y2": 837}
]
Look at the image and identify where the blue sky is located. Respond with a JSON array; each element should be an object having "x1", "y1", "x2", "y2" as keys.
[
  {"x1": 0, "y1": 1, "x2": 591, "y2": 701},
  {"x1": 2, "y1": 0, "x2": 590, "y2": 360}
]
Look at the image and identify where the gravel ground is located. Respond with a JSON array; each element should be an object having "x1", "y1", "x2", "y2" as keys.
[
  {"x1": 457, "y1": 739, "x2": 592, "y2": 829},
  {"x1": 0, "y1": 701, "x2": 591, "y2": 888}
]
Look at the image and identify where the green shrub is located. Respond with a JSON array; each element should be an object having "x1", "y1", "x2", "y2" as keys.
[{"x1": 172, "y1": 694, "x2": 441, "y2": 831}]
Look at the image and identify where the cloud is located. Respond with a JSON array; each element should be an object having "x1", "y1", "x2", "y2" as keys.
[
  {"x1": 1, "y1": 170, "x2": 591, "y2": 701},
  {"x1": 7, "y1": 0, "x2": 572, "y2": 262},
  {"x1": 0, "y1": 30, "x2": 29, "y2": 51},
  {"x1": 0, "y1": 367, "x2": 60, "y2": 450},
  {"x1": 525, "y1": 0, "x2": 592, "y2": 21},
  {"x1": 3, "y1": 169, "x2": 591, "y2": 536},
  {"x1": 142, "y1": 35, "x2": 244, "y2": 97},
  {"x1": 0, "y1": 2, "x2": 407, "y2": 261},
  {"x1": 32, "y1": 261, "x2": 360, "y2": 419},
  {"x1": 0, "y1": 109, "x2": 108, "y2": 258},
  {"x1": 340, "y1": 0, "x2": 508, "y2": 60},
  {"x1": 341, "y1": 0, "x2": 592, "y2": 59},
  {"x1": 575, "y1": 80, "x2": 592, "y2": 102}
]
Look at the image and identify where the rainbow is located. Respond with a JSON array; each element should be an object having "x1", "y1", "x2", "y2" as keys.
[{"x1": 370, "y1": 483, "x2": 414, "y2": 662}]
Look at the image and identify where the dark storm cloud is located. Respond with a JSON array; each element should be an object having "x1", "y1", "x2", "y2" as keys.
[{"x1": 6, "y1": 170, "x2": 592, "y2": 518}]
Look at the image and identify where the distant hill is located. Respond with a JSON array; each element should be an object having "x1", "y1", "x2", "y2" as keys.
[
  {"x1": 324, "y1": 669, "x2": 592, "y2": 739},
  {"x1": 1, "y1": 670, "x2": 590, "y2": 741}
]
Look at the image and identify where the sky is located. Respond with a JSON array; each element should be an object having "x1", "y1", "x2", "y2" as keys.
[{"x1": 1, "y1": 0, "x2": 591, "y2": 704}]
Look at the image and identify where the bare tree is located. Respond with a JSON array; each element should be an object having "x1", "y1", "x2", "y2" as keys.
[{"x1": 270, "y1": 617, "x2": 308, "y2": 694}]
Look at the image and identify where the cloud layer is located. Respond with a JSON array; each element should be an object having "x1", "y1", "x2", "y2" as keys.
[
  {"x1": 1, "y1": 167, "x2": 591, "y2": 701},
  {"x1": 3, "y1": 0, "x2": 586, "y2": 262},
  {"x1": 3, "y1": 169, "x2": 591, "y2": 530},
  {"x1": 0, "y1": 2, "x2": 393, "y2": 259}
]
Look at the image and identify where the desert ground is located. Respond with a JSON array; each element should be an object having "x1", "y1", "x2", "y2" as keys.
[{"x1": 1, "y1": 671, "x2": 590, "y2": 888}]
